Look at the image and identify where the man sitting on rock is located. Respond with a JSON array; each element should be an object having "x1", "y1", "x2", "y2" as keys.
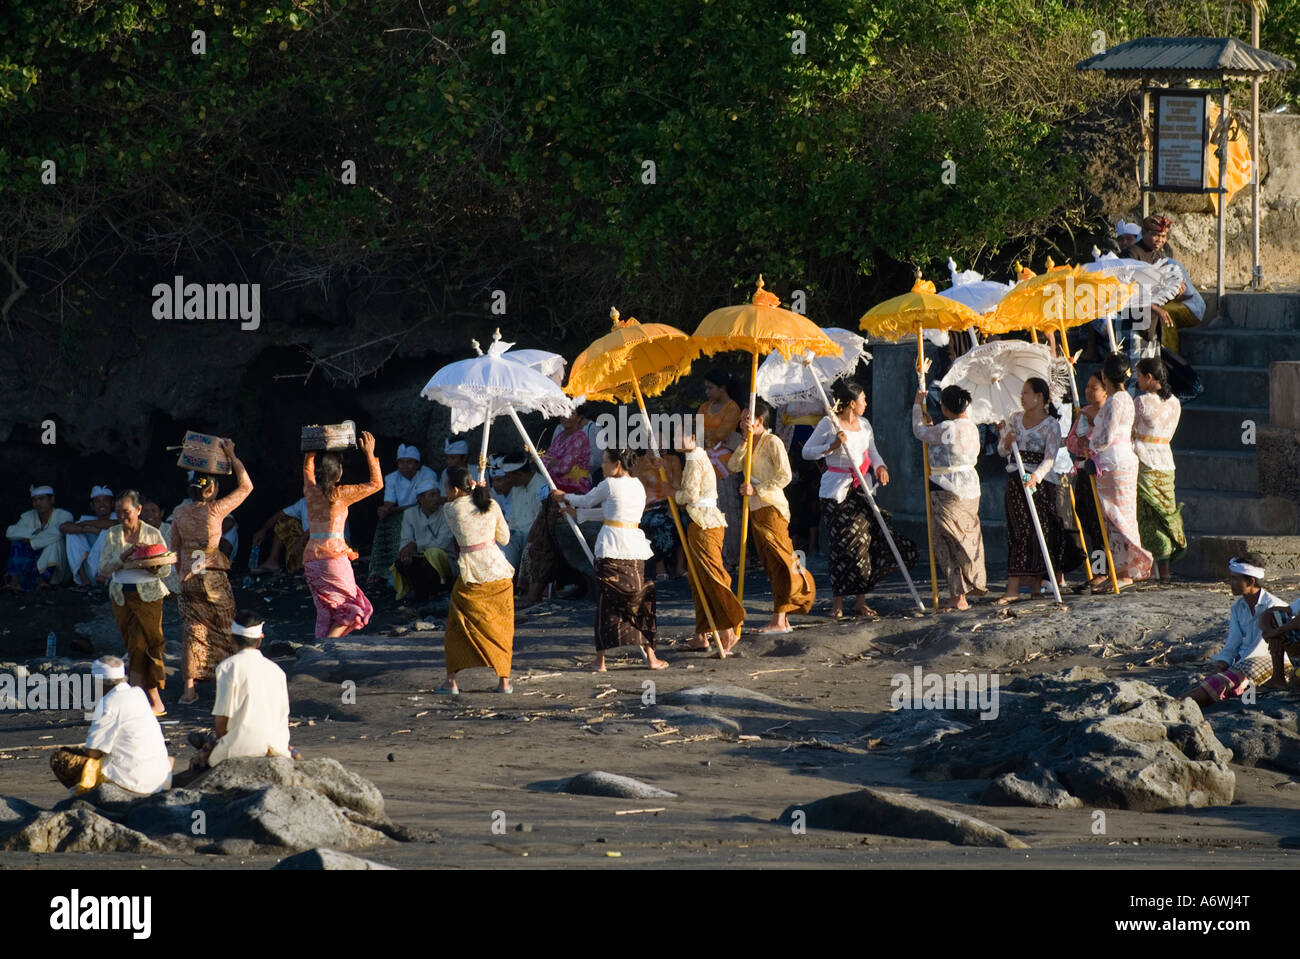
[
  {"x1": 188, "y1": 610, "x2": 293, "y2": 771},
  {"x1": 61, "y1": 485, "x2": 118, "y2": 586},
  {"x1": 49, "y1": 656, "x2": 173, "y2": 796},
  {"x1": 5, "y1": 485, "x2": 74, "y2": 591},
  {"x1": 1183, "y1": 554, "x2": 1288, "y2": 706},
  {"x1": 1260, "y1": 588, "x2": 1300, "y2": 692},
  {"x1": 249, "y1": 497, "x2": 312, "y2": 576}
]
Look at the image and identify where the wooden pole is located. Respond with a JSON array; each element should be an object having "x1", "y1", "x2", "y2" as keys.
[
  {"x1": 1217, "y1": 88, "x2": 1230, "y2": 301},
  {"x1": 1141, "y1": 86, "x2": 1152, "y2": 221},
  {"x1": 806, "y1": 358, "x2": 926, "y2": 613},
  {"x1": 502, "y1": 405, "x2": 595, "y2": 569},
  {"x1": 1252, "y1": 5, "x2": 1263, "y2": 290},
  {"x1": 1089, "y1": 472, "x2": 1122, "y2": 594},
  {"x1": 629, "y1": 374, "x2": 726, "y2": 657},
  {"x1": 736, "y1": 349, "x2": 759, "y2": 629},
  {"x1": 917, "y1": 332, "x2": 940, "y2": 610}
]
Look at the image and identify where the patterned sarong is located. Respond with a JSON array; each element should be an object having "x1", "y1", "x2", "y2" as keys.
[
  {"x1": 368, "y1": 511, "x2": 405, "y2": 580},
  {"x1": 1199, "y1": 655, "x2": 1274, "y2": 701},
  {"x1": 822, "y1": 487, "x2": 917, "y2": 597},
  {"x1": 304, "y1": 556, "x2": 374, "y2": 639},
  {"x1": 179, "y1": 571, "x2": 236, "y2": 682},
  {"x1": 445, "y1": 577, "x2": 513, "y2": 677},
  {"x1": 1094, "y1": 464, "x2": 1154, "y2": 580},
  {"x1": 50, "y1": 747, "x2": 106, "y2": 792},
  {"x1": 112, "y1": 590, "x2": 166, "y2": 690},
  {"x1": 392, "y1": 548, "x2": 452, "y2": 601},
  {"x1": 1136, "y1": 464, "x2": 1186, "y2": 563},
  {"x1": 273, "y1": 516, "x2": 306, "y2": 573},
  {"x1": 4, "y1": 540, "x2": 37, "y2": 591},
  {"x1": 929, "y1": 490, "x2": 987, "y2": 597},
  {"x1": 594, "y1": 558, "x2": 657, "y2": 651},
  {"x1": 749, "y1": 506, "x2": 815, "y2": 615},
  {"x1": 1003, "y1": 450, "x2": 1066, "y2": 579},
  {"x1": 685, "y1": 525, "x2": 746, "y2": 633},
  {"x1": 641, "y1": 502, "x2": 678, "y2": 567}
]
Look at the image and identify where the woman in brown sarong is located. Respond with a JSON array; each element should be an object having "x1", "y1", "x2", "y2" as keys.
[
  {"x1": 554, "y1": 448, "x2": 669, "y2": 672},
  {"x1": 96, "y1": 490, "x2": 175, "y2": 715},
  {"x1": 663, "y1": 425, "x2": 745, "y2": 651},
  {"x1": 438, "y1": 467, "x2": 515, "y2": 694},
  {"x1": 911, "y1": 386, "x2": 986, "y2": 611},
  {"x1": 729, "y1": 400, "x2": 814, "y2": 632},
  {"x1": 169, "y1": 439, "x2": 252, "y2": 705}
]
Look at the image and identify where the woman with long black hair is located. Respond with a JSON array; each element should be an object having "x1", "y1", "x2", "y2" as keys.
[
  {"x1": 802, "y1": 380, "x2": 916, "y2": 619},
  {"x1": 553, "y1": 448, "x2": 668, "y2": 672},
  {"x1": 1134, "y1": 357, "x2": 1185, "y2": 582},
  {"x1": 439, "y1": 467, "x2": 515, "y2": 694}
]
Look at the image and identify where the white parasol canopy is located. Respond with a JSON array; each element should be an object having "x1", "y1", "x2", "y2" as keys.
[
  {"x1": 939, "y1": 258, "x2": 1015, "y2": 315},
  {"x1": 755, "y1": 327, "x2": 870, "y2": 405},
  {"x1": 1081, "y1": 252, "x2": 1184, "y2": 311},
  {"x1": 421, "y1": 332, "x2": 574, "y2": 435},
  {"x1": 938, "y1": 340, "x2": 1053, "y2": 426},
  {"x1": 504, "y1": 348, "x2": 568, "y2": 385}
]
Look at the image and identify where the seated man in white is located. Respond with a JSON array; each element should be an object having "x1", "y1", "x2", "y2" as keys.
[
  {"x1": 495, "y1": 454, "x2": 548, "y2": 570},
  {"x1": 61, "y1": 485, "x2": 117, "y2": 585},
  {"x1": 393, "y1": 477, "x2": 456, "y2": 602},
  {"x1": 189, "y1": 611, "x2": 292, "y2": 770},
  {"x1": 49, "y1": 656, "x2": 172, "y2": 796},
  {"x1": 5, "y1": 484, "x2": 74, "y2": 591}
]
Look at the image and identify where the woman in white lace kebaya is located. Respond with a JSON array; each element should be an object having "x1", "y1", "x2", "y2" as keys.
[
  {"x1": 1133, "y1": 357, "x2": 1185, "y2": 581},
  {"x1": 554, "y1": 448, "x2": 668, "y2": 672},
  {"x1": 912, "y1": 385, "x2": 986, "y2": 610},
  {"x1": 995, "y1": 377, "x2": 1065, "y2": 605}
]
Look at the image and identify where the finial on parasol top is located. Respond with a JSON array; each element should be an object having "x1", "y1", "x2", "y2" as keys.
[{"x1": 751, "y1": 274, "x2": 780, "y2": 309}]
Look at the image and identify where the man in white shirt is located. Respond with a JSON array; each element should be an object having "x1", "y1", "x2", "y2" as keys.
[
  {"x1": 61, "y1": 485, "x2": 118, "y2": 585},
  {"x1": 189, "y1": 611, "x2": 292, "y2": 769},
  {"x1": 371, "y1": 444, "x2": 439, "y2": 586},
  {"x1": 439, "y1": 438, "x2": 470, "y2": 498},
  {"x1": 1184, "y1": 554, "x2": 1289, "y2": 706},
  {"x1": 5, "y1": 485, "x2": 74, "y2": 591},
  {"x1": 494, "y1": 455, "x2": 548, "y2": 570},
  {"x1": 250, "y1": 497, "x2": 312, "y2": 574},
  {"x1": 394, "y1": 479, "x2": 455, "y2": 601},
  {"x1": 49, "y1": 656, "x2": 172, "y2": 796}
]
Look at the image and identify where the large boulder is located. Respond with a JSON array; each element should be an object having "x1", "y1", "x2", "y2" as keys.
[
  {"x1": 273, "y1": 847, "x2": 396, "y2": 870},
  {"x1": 909, "y1": 668, "x2": 1235, "y2": 811},
  {"x1": 778, "y1": 788, "x2": 1028, "y2": 848},
  {"x1": 225, "y1": 786, "x2": 387, "y2": 851},
  {"x1": 1204, "y1": 701, "x2": 1300, "y2": 776},
  {"x1": 563, "y1": 771, "x2": 678, "y2": 800},
  {"x1": 189, "y1": 756, "x2": 386, "y2": 818},
  {"x1": 1, "y1": 806, "x2": 169, "y2": 854},
  {"x1": 0, "y1": 796, "x2": 40, "y2": 833}
]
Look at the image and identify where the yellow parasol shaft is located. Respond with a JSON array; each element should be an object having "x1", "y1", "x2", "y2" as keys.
[
  {"x1": 629, "y1": 373, "x2": 727, "y2": 658},
  {"x1": 917, "y1": 331, "x2": 940, "y2": 611},
  {"x1": 1089, "y1": 473, "x2": 1122, "y2": 594},
  {"x1": 735, "y1": 349, "x2": 758, "y2": 625}
]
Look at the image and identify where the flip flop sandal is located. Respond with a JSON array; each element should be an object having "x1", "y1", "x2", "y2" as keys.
[{"x1": 434, "y1": 686, "x2": 460, "y2": 696}]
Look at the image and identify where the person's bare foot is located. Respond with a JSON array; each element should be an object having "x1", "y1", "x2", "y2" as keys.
[
  {"x1": 940, "y1": 597, "x2": 970, "y2": 612},
  {"x1": 854, "y1": 604, "x2": 878, "y2": 619},
  {"x1": 647, "y1": 657, "x2": 669, "y2": 670},
  {"x1": 995, "y1": 594, "x2": 1019, "y2": 606}
]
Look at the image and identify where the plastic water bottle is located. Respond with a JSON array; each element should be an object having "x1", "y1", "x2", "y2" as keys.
[{"x1": 45, "y1": 631, "x2": 56, "y2": 659}]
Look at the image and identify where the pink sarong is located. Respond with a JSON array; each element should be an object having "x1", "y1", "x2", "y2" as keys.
[
  {"x1": 304, "y1": 556, "x2": 374, "y2": 639},
  {"x1": 1094, "y1": 463, "x2": 1153, "y2": 581}
]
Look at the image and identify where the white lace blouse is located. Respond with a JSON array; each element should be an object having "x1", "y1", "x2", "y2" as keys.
[
  {"x1": 802, "y1": 413, "x2": 885, "y2": 503},
  {"x1": 442, "y1": 495, "x2": 514, "y2": 584},
  {"x1": 1090, "y1": 390, "x2": 1139, "y2": 474},
  {"x1": 911, "y1": 405, "x2": 981, "y2": 500},
  {"x1": 997, "y1": 412, "x2": 1061, "y2": 484},
  {"x1": 1133, "y1": 393, "x2": 1180, "y2": 472},
  {"x1": 565, "y1": 476, "x2": 654, "y2": 561}
]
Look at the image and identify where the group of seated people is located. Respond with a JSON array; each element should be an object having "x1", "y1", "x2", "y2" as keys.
[
  {"x1": 49, "y1": 609, "x2": 293, "y2": 798},
  {"x1": 4, "y1": 481, "x2": 237, "y2": 593}
]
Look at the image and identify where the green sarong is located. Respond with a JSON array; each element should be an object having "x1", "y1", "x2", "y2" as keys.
[{"x1": 1136, "y1": 464, "x2": 1186, "y2": 563}]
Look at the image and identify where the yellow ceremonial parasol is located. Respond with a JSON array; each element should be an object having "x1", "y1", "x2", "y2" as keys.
[
  {"x1": 691, "y1": 277, "x2": 840, "y2": 622},
  {"x1": 859, "y1": 277, "x2": 985, "y2": 610},
  {"x1": 563, "y1": 309, "x2": 730, "y2": 657}
]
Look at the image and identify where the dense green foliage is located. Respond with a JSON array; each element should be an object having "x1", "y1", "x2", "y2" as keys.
[{"x1": 0, "y1": 0, "x2": 1296, "y2": 339}]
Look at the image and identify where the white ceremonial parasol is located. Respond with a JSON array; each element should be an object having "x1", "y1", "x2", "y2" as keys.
[
  {"x1": 755, "y1": 327, "x2": 871, "y2": 405},
  {"x1": 940, "y1": 340, "x2": 1063, "y2": 604},
  {"x1": 422, "y1": 331, "x2": 592, "y2": 567},
  {"x1": 504, "y1": 348, "x2": 568, "y2": 385},
  {"x1": 938, "y1": 258, "x2": 1015, "y2": 317},
  {"x1": 1081, "y1": 252, "x2": 1185, "y2": 351}
]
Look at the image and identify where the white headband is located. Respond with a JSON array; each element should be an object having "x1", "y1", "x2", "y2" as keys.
[
  {"x1": 396, "y1": 444, "x2": 421, "y2": 462},
  {"x1": 497, "y1": 459, "x2": 526, "y2": 473},
  {"x1": 444, "y1": 439, "x2": 469, "y2": 456},
  {"x1": 231, "y1": 622, "x2": 264, "y2": 639},
  {"x1": 90, "y1": 485, "x2": 114, "y2": 499},
  {"x1": 91, "y1": 660, "x2": 126, "y2": 680},
  {"x1": 29, "y1": 485, "x2": 54, "y2": 497},
  {"x1": 1228, "y1": 557, "x2": 1265, "y2": 581}
]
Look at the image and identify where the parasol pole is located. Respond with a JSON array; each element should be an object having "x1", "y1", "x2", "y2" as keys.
[
  {"x1": 1054, "y1": 321, "x2": 1091, "y2": 569},
  {"x1": 1089, "y1": 472, "x2": 1122, "y2": 594},
  {"x1": 917, "y1": 331, "x2": 940, "y2": 610},
  {"x1": 629, "y1": 373, "x2": 727, "y2": 658},
  {"x1": 502, "y1": 404, "x2": 595, "y2": 570},
  {"x1": 1009, "y1": 441, "x2": 1063, "y2": 604},
  {"x1": 806, "y1": 359, "x2": 925, "y2": 613},
  {"x1": 735, "y1": 349, "x2": 759, "y2": 623},
  {"x1": 478, "y1": 398, "x2": 494, "y2": 484}
]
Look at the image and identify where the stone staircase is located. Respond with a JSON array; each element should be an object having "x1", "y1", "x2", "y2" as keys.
[{"x1": 1173, "y1": 293, "x2": 1300, "y2": 577}]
